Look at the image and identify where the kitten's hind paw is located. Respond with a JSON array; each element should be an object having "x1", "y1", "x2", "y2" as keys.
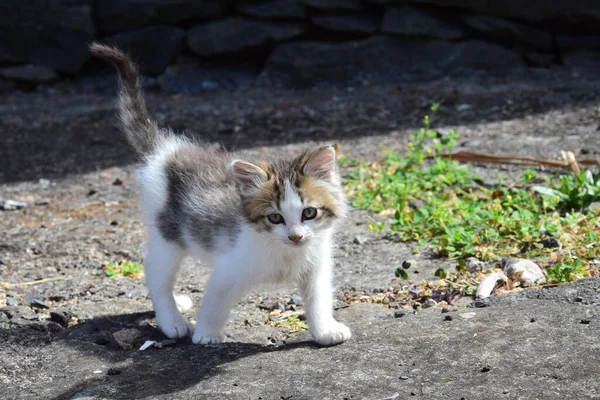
[
  {"x1": 192, "y1": 331, "x2": 225, "y2": 345},
  {"x1": 313, "y1": 321, "x2": 351, "y2": 346}
]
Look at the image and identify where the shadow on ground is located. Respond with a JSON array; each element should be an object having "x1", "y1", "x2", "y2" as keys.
[{"x1": 2, "y1": 68, "x2": 600, "y2": 184}]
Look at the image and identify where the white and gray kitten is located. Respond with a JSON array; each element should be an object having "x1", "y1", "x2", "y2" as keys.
[{"x1": 90, "y1": 44, "x2": 351, "y2": 346}]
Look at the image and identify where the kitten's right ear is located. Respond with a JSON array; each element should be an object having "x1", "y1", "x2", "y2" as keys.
[{"x1": 231, "y1": 160, "x2": 269, "y2": 195}]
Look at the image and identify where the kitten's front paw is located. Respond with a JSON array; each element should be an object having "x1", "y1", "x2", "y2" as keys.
[
  {"x1": 192, "y1": 327, "x2": 225, "y2": 344},
  {"x1": 312, "y1": 321, "x2": 351, "y2": 346},
  {"x1": 156, "y1": 314, "x2": 194, "y2": 339}
]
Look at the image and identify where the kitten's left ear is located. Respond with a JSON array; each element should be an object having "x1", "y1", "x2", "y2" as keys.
[{"x1": 303, "y1": 145, "x2": 336, "y2": 181}]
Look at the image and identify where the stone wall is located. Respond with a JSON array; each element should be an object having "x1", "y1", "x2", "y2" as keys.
[{"x1": 1, "y1": 0, "x2": 599, "y2": 91}]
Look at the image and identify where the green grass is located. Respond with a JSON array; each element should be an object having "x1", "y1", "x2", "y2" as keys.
[
  {"x1": 341, "y1": 105, "x2": 600, "y2": 285},
  {"x1": 103, "y1": 260, "x2": 144, "y2": 279}
]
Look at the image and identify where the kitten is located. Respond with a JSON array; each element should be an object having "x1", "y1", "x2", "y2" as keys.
[{"x1": 90, "y1": 43, "x2": 351, "y2": 346}]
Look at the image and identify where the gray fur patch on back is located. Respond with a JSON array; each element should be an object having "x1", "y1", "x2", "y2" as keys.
[{"x1": 157, "y1": 146, "x2": 242, "y2": 251}]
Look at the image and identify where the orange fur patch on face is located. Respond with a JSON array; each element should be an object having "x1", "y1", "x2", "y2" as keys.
[
  {"x1": 296, "y1": 175, "x2": 342, "y2": 219},
  {"x1": 241, "y1": 170, "x2": 280, "y2": 230}
]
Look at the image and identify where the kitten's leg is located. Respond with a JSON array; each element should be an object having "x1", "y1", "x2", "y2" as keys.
[
  {"x1": 299, "y1": 248, "x2": 351, "y2": 346},
  {"x1": 192, "y1": 256, "x2": 245, "y2": 344},
  {"x1": 145, "y1": 232, "x2": 193, "y2": 338}
]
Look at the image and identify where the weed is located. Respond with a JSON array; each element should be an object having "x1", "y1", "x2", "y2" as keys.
[
  {"x1": 103, "y1": 260, "x2": 144, "y2": 279},
  {"x1": 343, "y1": 105, "x2": 599, "y2": 285},
  {"x1": 268, "y1": 314, "x2": 308, "y2": 333}
]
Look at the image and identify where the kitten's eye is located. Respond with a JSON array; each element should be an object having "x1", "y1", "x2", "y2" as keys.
[
  {"x1": 267, "y1": 213, "x2": 284, "y2": 224},
  {"x1": 302, "y1": 207, "x2": 317, "y2": 220}
]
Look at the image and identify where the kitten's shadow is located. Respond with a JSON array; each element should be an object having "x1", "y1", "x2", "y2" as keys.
[{"x1": 48, "y1": 311, "x2": 316, "y2": 400}]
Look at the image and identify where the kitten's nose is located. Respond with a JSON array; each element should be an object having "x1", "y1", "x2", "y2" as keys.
[{"x1": 288, "y1": 234, "x2": 303, "y2": 243}]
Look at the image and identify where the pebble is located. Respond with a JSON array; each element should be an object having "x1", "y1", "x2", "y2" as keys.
[
  {"x1": 7, "y1": 297, "x2": 18, "y2": 306},
  {"x1": 581, "y1": 319, "x2": 591, "y2": 325},
  {"x1": 444, "y1": 315, "x2": 454, "y2": 321},
  {"x1": 110, "y1": 328, "x2": 143, "y2": 350},
  {"x1": 352, "y1": 235, "x2": 368, "y2": 245},
  {"x1": 30, "y1": 299, "x2": 50, "y2": 309},
  {"x1": 1, "y1": 200, "x2": 28, "y2": 210},
  {"x1": 394, "y1": 310, "x2": 414, "y2": 318},
  {"x1": 465, "y1": 257, "x2": 486, "y2": 273},
  {"x1": 502, "y1": 258, "x2": 546, "y2": 287},
  {"x1": 399, "y1": 375, "x2": 410, "y2": 380},
  {"x1": 35, "y1": 199, "x2": 50, "y2": 206},
  {"x1": 289, "y1": 295, "x2": 304, "y2": 306},
  {"x1": 50, "y1": 310, "x2": 72, "y2": 327},
  {"x1": 469, "y1": 298, "x2": 491, "y2": 308},
  {"x1": 113, "y1": 178, "x2": 123, "y2": 186},
  {"x1": 272, "y1": 301, "x2": 286, "y2": 312},
  {"x1": 481, "y1": 365, "x2": 491, "y2": 373},
  {"x1": 107, "y1": 368, "x2": 122, "y2": 376},
  {"x1": 423, "y1": 299, "x2": 437, "y2": 308}
]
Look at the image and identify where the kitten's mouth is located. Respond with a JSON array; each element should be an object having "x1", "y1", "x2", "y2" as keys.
[{"x1": 286, "y1": 239, "x2": 307, "y2": 247}]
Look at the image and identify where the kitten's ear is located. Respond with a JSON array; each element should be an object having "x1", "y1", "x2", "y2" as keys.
[
  {"x1": 303, "y1": 145, "x2": 336, "y2": 181},
  {"x1": 231, "y1": 160, "x2": 269, "y2": 195}
]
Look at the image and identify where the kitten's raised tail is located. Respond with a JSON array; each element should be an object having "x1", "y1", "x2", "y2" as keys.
[{"x1": 89, "y1": 43, "x2": 159, "y2": 155}]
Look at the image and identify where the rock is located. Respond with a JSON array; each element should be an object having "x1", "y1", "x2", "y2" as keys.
[
  {"x1": 102, "y1": 25, "x2": 185, "y2": 76},
  {"x1": 444, "y1": 314, "x2": 454, "y2": 321},
  {"x1": 1, "y1": 200, "x2": 28, "y2": 210},
  {"x1": 260, "y1": 37, "x2": 525, "y2": 88},
  {"x1": 463, "y1": 15, "x2": 552, "y2": 50},
  {"x1": 158, "y1": 57, "x2": 260, "y2": 93},
  {"x1": 50, "y1": 310, "x2": 72, "y2": 327},
  {"x1": 481, "y1": 365, "x2": 491, "y2": 373},
  {"x1": 96, "y1": 0, "x2": 232, "y2": 32},
  {"x1": 423, "y1": 299, "x2": 437, "y2": 308},
  {"x1": 465, "y1": 257, "x2": 486, "y2": 273},
  {"x1": 6, "y1": 297, "x2": 18, "y2": 306},
  {"x1": 502, "y1": 258, "x2": 546, "y2": 287},
  {"x1": 381, "y1": 6, "x2": 469, "y2": 40},
  {"x1": 469, "y1": 298, "x2": 491, "y2": 308},
  {"x1": 368, "y1": 0, "x2": 600, "y2": 30},
  {"x1": 30, "y1": 299, "x2": 50, "y2": 310},
  {"x1": 353, "y1": 236, "x2": 368, "y2": 245},
  {"x1": 399, "y1": 375, "x2": 410, "y2": 380},
  {"x1": 312, "y1": 14, "x2": 379, "y2": 35},
  {"x1": 35, "y1": 199, "x2": 50, "y2": 206},
  {"x1": 188, "y1": 17, "x2": 305, "y2": 57},
  {"x1": 0, "y1": 65, "x2": 58, "y2": 83},
  {"x1": 0, "y1": 1, "x2": 93, "y2": 74},
  {"x1": 556, "y1": 35, "x2": 600, "y2": 51},
  {"x1": 394, "y1": 310, "x2": 414, "y2": 318},
  {"x1": 290, "y1": 295, "x2": 304, "y2": 306},
  {"x1": 236, "y1": 0, "x2": 306, "y2": 20},
  {"x1": 1, "y1": 306, "x2": 39, "y2": 321},
  {"x1": 538, "y1": 237, "x2": 561, "y2": 249},
  {"x1": 523, "y1": 52, "x2": 555, "y2": 67},
  {"x1": 272, "y1": 301, "x2": 287, "y2": 312},
  {"x1": 110, "y1": 328, "x2": 143, "y2": 350},
  {"x1": 301, "y1": 0, "x2": 363, "y2": 11},
  {"x1": 107, "y1": 368, "x2": 122, "y2": 376}
]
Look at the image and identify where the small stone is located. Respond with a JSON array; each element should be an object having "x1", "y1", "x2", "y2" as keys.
[
  {"x1": 93, "y1": 370, "x2": 103, "y2": 374},
  {"x1": 581, "y1": 319, "x2": 591, "y2": 325},
  {"x1": 107, "y1": 368, "x2": 122, "y2": 376},
  {"x1": 441, "y1": 306, "x2": 455, "y2": 313},
  {"x1": 503, "y1": 389, "x2": 509, "y2": 394},
  {"x1": 423, "y1": 299, "x2": 437, "y2": 308},
  {"x1": 502, "y1": 258, "x2": 546, "y2": 287},
  {"x1": 50, "y1": 310, "x2": 72, "y2": 327},
  {"x1": 444, "y1": 315, "x2": 454, "y2": 321},
  {"x1": 538, "y1": 237, "x2": 560, "y2": 249},
  {"x1": 6, "y1": 297, "x2": 18, "y2": 306},
  {"x1": 39, "y1": 178, "x2": 50, "y2": 186},
  {"x1": 110, "y1": 328, "x2": 143, "y2": 350},
  {"x1": 290, "y1": 295, "x2": 303, "y2": 306},
  {"x1": 394, "y1": 310, "x2": 413, "y2": 318},
  {"x1": 481, "y1": 365, "x2": 491, "y2": 373},
  {"x1": 469, "y1": 298, "x2": 491, "y2": 308},
  {"x1": 87, "y1": 189, "x2": 97, "y2": 196},
  {"x1": 575, "y1": 296, "x2": 584, "y2": 302},
  {"x1": 113, "y1": 178, "x2": 123, "y2": 186},
  {"x1": 399, "y1": 375, "x2": 410, "y2": 380},
  {"x1": 35, "y1": 199, "x2": 50, "y2": 206},
  {"x1": 30, "y1": 299, "x2": 50, "y2": 309},
  {"x1": 352, "y1": 236, "x2": 367, "y2": 245},
  {"x1": 530, "y1": 318, "x2": 536, "y2": 323},
  {"x1": 465, "y1": 257, "x2": 486, "y2": 273},
  {"x1": 110, "y1": 220, "x2": 119, "y2": 226},
  {"x1": 1, "y1": 200, "x2": 28, "y2": 210},
  {"x1": 272, "y1": 301, "x2": 286, "y2": 312}
]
